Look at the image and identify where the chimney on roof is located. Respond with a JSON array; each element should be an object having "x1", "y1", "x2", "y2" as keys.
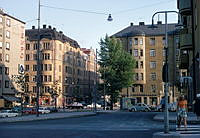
[
  {"x1": 157, "y1": 21, "x2": 162, "y2": 25},
  {"x1": 48, "y1": 25, "x2": 52, "y2": 29},
  {"x1": 130, "y1": 22, "x2": 134, "y2": 26},
  {"x1": 32, "y1": 26, "x2": 35, "y2": 29},
  {"x1": 43, "y1": 24, "x2": 46, "y2": 29},
  {"x1": 53, "y1": 27, "x2": 56, "y2": 31},
  {"x1": 59, "y1": 31, "x2": 63, "y2": 34},
  {"x1": 139, "y1": 22, "x2": 145, "y2": 26}
]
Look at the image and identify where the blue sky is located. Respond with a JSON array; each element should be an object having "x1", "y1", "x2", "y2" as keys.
[{"x1": 1, "y1": 0, "x2": 178, "y2": 49}]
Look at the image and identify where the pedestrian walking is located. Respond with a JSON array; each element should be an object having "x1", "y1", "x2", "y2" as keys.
[
  {"x1": 194, "y1": 94, "x2": 200, "y2": 120},
  {"x1": 177, "y1": 95, "x2": 187, "y2": 129}
]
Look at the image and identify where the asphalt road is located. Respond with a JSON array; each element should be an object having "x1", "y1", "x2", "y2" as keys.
[{"x1": 0, "y1": 112, "x2": 174, "y2": 138}]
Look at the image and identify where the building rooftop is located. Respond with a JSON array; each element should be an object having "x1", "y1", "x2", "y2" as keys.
[
  {"x1": 25, "y1": 25, "x2": 80, "y2": 48},
  {"x1": 0, "y1": 9, "x2": 25, "y2": 24},
  {"x1": 112, "y1": 22, "x2": 177, "y2": 37}
]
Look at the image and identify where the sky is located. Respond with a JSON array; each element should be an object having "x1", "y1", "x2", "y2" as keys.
[{"x1": 0, "y1": 0, "x2": 178, "y2": 49}]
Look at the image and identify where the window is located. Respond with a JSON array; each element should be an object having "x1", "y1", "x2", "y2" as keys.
[
  {"x1": 26, "y1": 44, "x2": 30, "y2": 50},
  {"x1": 150, "y1": 72, "x2": 156, "y2": 80},
  {"x1": 150, "y1": 49, "x2": 156, "y2": 57},
  {"x1": 48, "y1": 75, "x2": 52, "y2": 82},
  {"x1": 25, "y1": 54, "x2": 30, "y2": 61},
  {"x1": 0, "y1": 53, "x2": 2, "y2": 61},
  {"x1": 48, "y1": 64, "x2": 52, "y2": 71},
  {"x1": 162, "y1": 37, "x2": 165, "y2": 46},
  {"x1": 150, "y1": 61, "x2": 156, "y2": 68},
  {"x1": 0, "y1": 16, "x2": 2, "y2": 23},
  {"x1": 140, "y1": 49, "x2": 143, "y2": 57},
  {"x1": 43, "y1": 42, "x2": 50, "y2": 50},
  {"x1": 0, "y1": 41, "x2": 2, "y2": 48},
  {"x1": 5, "y1": 54, "x2": 9, "y2": 62},
  {"x1": 6, "y1": 19, "x2": 10, "y2": 27},
  {"x1": 25, "y1": 75, "x2": 29, "y2": 82},
  {"x1": 150, "y1": 38, "x2": 155, "y2": 45},
  {"x1": 133, "y1": 49, "x2": 138, "y2": 57},
  {"x1": 151, "y1": 85, "x2": 156, "y2": 93},
  {"x1": 42, "y1": 53, "x2": 50, "y2": 60},
  {"x1": 129, "y1": 38, "x2": 132, "y2": 46},
  {"x1": 33, "y1": 86, "x2": 37, "y2": 93},
  {"x1": 33, "y1": 54, "x2": 37, "y2": 60},
  {"x1": 6, "y1": 31, "x2": 10, "y2": 38},
  {"x1": 132, "y1": 85, "x2": 135, "y2": 92},
  {"x1": 129, "y1": 49, "x2": 132, "y2": 54},
  {"x1": 6, "y1": 42, "x2": 10, "y2": 50},
  {"x1": 140, "y1": 73, "x2": 144, "y2": 80},
  {"x1": 163, "y1": 49, "x2": 166, "y2": 57},
  {"x1": 59, "y1": 44, "x2": 62, "y2": 50},
  {"x1": 135, "y1": 73, "x2": 139, "y2": 81},
  {"x1": 59, "y1": 65, "x2": 61, "y2": 72},
  {"x1": 134, "y1": 38, "x2": 138, "y2": 45},
  {"x1": 0, "y1": 66, "x2": 2, "y2": 74},
  {"x1": 33, "y1": 65, "x2": 37, "y2": 71},
  {"x1": 5, "y1": 67, "x2": 9, "y2": 75},
  {"x1": 139, "y1": 85, "x2": 143, "y2": 92},
  {"x1": 44, "y1": 64, "x2": 48, "y2": 71},
  {"x1": 33, "y1": 76, "x2": 36, "y2": 82},
  {"x1": 139, "y1": 39, "x2": 143, "y2": 45},
  {"x1": 44, "y1": 75, "x2": 48, "y2": 82},
  {"x1": 135, "y1": 61, "x2": 138, "y2": 68},
  {"x1": 140, "y1": 61, "x2": 143, "y2": 68},
  {"x1": 33, "y1": 43, "x2": 38, "y2": 50},
  {"x1": 5, "y1": 80, "x2": 9, "y2": 88},
  {"x1": 25, "y1": 65, "x2": 29, "y2": 71},
  {"x1": 59, "y1": 76, "x2": 61, "y2": 82}
]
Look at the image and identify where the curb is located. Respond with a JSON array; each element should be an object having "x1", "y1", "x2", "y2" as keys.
[
  {"x1": 0, "y1": 112, "x2": 96, "y2": 123},
  {"x1": 153, "y1": 116, "x2": 200, "y2": 124}
]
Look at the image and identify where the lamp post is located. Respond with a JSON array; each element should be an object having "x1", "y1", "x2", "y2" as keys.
[{"x1": 151, "y1": 11, "x2": 181, "y2": 133}]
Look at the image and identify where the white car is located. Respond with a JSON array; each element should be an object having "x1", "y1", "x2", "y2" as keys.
[
  {"x1": 87, "y1": 103, "x2": 101, "y2": 108},
  {"x1": 0, "y1": 110, "x2": 19, "y2": 118},
  {"x1": 39, "y1": 107, "x2": 50, "y2": 114}
]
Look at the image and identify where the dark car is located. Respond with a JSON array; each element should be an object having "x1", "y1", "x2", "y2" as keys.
[
  {"x1": 47, "y1": 107, "x2": 58, "y2": 113},
  {"x1": 22, "y1": 107, "x2": 37, "y2": 114}
]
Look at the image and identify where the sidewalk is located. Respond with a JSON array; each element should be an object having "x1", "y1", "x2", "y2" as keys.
[
  {"x1": 153, "y1": 112, "x2": 200, "y2": 138},
  {"x1": 153, "y1": 112, "x2": 200, "y2": 124},
  {"x1": 0, "y1": 111, "x2": 96, "y2": 123}
]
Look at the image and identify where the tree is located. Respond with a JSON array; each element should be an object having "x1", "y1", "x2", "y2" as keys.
[
  {"x1": 98, "y1": 35, "x2": 135, "y2": 109},
  {"x1": 11, "y1": 73, "x2": 29, "y2": 114}
]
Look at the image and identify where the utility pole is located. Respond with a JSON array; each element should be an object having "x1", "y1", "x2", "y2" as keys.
[{"x1": 36, "y1": 0, "x2": 41, "y2": 117}]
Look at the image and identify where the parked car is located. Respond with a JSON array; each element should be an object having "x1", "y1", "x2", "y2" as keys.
[
  {"x1": 168, "y1": 102, "x2": 177, "y2": 112},
  {"x1": 129, "y1": 103, "x2": 151, "y2": 112},
  {"x1": 39, "y1": 107, "x2": 50, "y2": 114},
  {"x1": 22, "y1": 107, "x2": 37, "y2": 114},
  {"x1": 47, "y1": 107, "x2": 58, "y2": 113},
  {"x1": 66, "y1": 102, "x2": 84, "y2": 109},
  {"x1": 0, "y1": 110, "x2": 19, "y2": 118},
  {"x1": 87, "y1": 103, "x2": 102, "y2": 108}
]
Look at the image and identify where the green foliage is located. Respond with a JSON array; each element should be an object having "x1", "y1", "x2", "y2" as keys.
[{"x1": 99, "y1": 35, "x2": 135, "y2": 104}]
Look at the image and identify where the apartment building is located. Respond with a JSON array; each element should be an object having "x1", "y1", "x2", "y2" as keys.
[
  {"x1": 113, "y1": 22, "x2": 176, "y2": 105},
  {"x1": 25, "y1": 25, "x2": 96, "y2": 107},
  {"x1": 0, "y1": 9, "x2": 25, "y2": 107},
  {"x1": 176, "y1": 0, "x2": 200, "y2": 103}
]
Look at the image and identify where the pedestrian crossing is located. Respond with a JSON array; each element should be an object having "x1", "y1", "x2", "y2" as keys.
[{"x1": 176, "y1": 125, "x2": 200, "y2": 134}]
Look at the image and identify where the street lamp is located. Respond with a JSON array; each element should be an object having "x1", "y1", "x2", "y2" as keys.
[{"x1": 151, "y1": 11, "x2": 181, "y2": 133}]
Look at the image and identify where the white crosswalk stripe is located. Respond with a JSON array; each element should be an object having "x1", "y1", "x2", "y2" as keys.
[{"x1": 176, "y1": 125, "x2": 200, "y2": 134}]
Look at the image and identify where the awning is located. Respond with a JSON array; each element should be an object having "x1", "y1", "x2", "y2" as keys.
[{"x1": 3, "y1": 95, "x2": 20, "y2": 102}]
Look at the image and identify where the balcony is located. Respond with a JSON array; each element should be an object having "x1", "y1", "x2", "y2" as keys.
[
  {"x1": 177, "y1": 0, "x2": 192, "y2": 15},
  {"x1": 179, "y1": 29, "x2": 192, "y2": 50}
]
